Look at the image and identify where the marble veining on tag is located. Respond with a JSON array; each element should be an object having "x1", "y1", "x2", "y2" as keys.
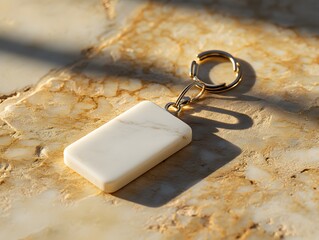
[{"x1": 64, "y1": 101, "x2": 192, "y2": 193}]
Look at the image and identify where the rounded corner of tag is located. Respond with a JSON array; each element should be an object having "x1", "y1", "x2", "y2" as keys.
[
  {"x1": 102, "y1": 181, "x2": 121, "y2": 193},
  {"x1": 139, "y1": 100, "x2": 152, "y2": 105},
  {"x1": 185, "y1": 126, "x2": 192, "y2": 143}
]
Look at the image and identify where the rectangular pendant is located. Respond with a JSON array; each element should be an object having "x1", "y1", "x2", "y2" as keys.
[{"x1": 64, "y1": 101, "x2": 192, "y2": 193}]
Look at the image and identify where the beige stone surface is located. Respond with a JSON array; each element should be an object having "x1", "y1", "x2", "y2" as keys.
[
  {"x1": 0, "y1": 0, "x2": 319, "y2": 239},
  {"x1": 0, "y1": 0, "x2": 141, "y2": 94}
]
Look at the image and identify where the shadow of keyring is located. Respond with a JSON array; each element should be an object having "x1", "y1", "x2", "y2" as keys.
[{"x1": 185, "y1": 103, "x2": 254, "y2": 132}]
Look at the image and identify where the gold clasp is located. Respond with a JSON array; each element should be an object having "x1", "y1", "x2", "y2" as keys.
[
  {"x1": 165, "y1": 81, "x2": 205, "y2": 114},
  {"x1": 166, "y1": 50, "x2": 243, "y2": 115}
]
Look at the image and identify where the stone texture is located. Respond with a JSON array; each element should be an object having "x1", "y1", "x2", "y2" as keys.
[
  {"x1": 0, "y1": 0, "x2": 142, "y2": 94},
  {"x1": 0, "y1": 0, "x2": 319, "y2": 239}
]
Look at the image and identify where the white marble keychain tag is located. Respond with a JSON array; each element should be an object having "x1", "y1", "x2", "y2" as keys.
[
  {"x1": 64, "y1": 50, "x2": 242, "y2": 193},
  {"x1": 64, "y1": 101, "x2": 192, "y2": 193}
]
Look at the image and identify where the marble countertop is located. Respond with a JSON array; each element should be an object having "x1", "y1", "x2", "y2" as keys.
[{"x1": 1, "y1": 0, "x2": 319, "y2": 239}]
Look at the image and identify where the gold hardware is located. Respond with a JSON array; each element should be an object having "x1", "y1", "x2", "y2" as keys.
[{"x1": 166, "y1": 50, "x2": 243, "y2": 115}]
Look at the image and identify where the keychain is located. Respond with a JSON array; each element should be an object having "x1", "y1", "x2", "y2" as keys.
[{"x1": 64, "y1": 50, "x2": 242, "y2": 193}]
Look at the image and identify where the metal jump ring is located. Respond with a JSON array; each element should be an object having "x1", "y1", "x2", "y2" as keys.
[
  {"x1": 165, "y1": 81, "x2": 205, "y2": 114},
  {"x1": 189, "y1": 50, "x2": 242, "y2": 93}
]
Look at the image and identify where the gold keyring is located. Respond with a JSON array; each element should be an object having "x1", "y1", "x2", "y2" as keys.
[{"x1": 189, "y1": 50, "x2": 242, "y2": 93}]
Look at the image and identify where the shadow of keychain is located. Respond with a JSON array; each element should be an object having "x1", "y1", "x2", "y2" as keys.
[{"x1": 64, "y1": 50, "x2": 243, "y2": 193}]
